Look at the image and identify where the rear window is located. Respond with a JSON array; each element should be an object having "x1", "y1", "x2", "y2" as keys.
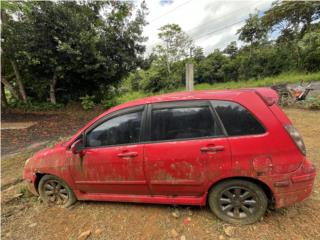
[
  {"x1": 151, "y1": 106, "x2": 223, "y2": 141},
  {"x1": 212, "y1": 101, "x2": 265, "y2": 136}
]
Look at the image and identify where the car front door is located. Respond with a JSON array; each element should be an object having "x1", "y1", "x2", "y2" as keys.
[
  {"x1": 144, "y1": 101, "x2": 231, "y2": 197},
  {"x1": 69, "y1": 106, "x2": 149, "y2": 195}
]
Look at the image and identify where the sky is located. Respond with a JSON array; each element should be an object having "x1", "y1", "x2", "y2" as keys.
[{"x1": 139, "y1": 0, "x2": 274, "y2": 55}]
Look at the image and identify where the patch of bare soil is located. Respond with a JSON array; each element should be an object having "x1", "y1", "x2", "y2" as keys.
[
  {"x1": 1, "y1": 106, "x2": 103, "y2": 156},
  {"x1": 1, "y1": 108, "x2": 320, "y2": 240}
]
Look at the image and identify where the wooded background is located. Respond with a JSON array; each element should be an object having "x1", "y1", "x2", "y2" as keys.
[{"x1": 1, "y1": 1, "x2": 320, "y2": 109}]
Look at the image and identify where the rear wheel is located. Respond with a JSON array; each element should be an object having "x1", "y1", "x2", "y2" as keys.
[
  {"x1": 38, "y1": 175, "x2": 76, "y2": 207},
  {"x1": 208, "y1": 179, "x2": 268, "y2": 225}
]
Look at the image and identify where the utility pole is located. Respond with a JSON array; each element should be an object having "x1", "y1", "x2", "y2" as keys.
[{"x1": 185, "y1": 63, "x2": 194, "y2": 91}]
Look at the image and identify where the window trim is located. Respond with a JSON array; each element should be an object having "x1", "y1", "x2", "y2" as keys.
[
  {"x1": 83, "y1": 105, "x2": 146, "y2": 149},
  {"x1": 210, "y1": 100, "x2": 267, "y2": 137},
  {"x1": 145, "y1": 100, "x2": 226, "y2": 143}
]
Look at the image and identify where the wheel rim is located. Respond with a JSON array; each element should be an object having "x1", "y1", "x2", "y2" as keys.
[
  {"x1": 219, "y1": 186, "x2": 258, "y2": 219},
  {"x1": 43, "y1": 180, "x2": 69, "y2": 205}
]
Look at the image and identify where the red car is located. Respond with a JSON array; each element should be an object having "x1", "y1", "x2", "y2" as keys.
[{"x1": 23, "y1": 88, "x2": 316, "y2": 224}]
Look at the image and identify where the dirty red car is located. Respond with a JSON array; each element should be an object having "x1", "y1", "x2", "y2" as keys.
[{"x1": 23, "y1": 88, "x2": 316, "y2": 224}]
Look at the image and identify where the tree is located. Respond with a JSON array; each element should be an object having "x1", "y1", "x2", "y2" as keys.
[
  {"x1": 223, "y1": 41, "x2": 238, "y2": 58},
  {"x1": 1, "y1": 2, "x2": 30, "y2": 103},
  {"x1": 237, "y1": 13, "x2": 267, "y2": 46},
  {"x1": 298, "y1": 24, "x2": 320, "y2": 72},
  {"x1": 262, "y1": 1, "x2": 320, "y2": 40},
  {"x1": 1, "y1": 1, "x2": 148, "y2": 104},
  {"x1": 192, "y1": 46, "x2": 205, "y2": 62},
  {"x1": 261, "y1": 1, "x2": 320, "y2": 69},
  {"x1": 197, "y1": 50, "x2": 229, "y2": 83},
  {"x1": 156, "y1": 23, "x2": 194, "y2": 75}
]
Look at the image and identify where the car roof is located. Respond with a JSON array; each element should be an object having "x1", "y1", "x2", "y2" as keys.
[{"x1": 111, "y1": 89, "x2": 253, "y2": 112}]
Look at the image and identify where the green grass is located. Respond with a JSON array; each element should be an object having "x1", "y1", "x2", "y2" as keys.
[
  {"x1": 194, "y1": 71, "x2": 320, "y2": 90},
  {"x1": 115, "y1": 91, "x2": 149, "y2": 104},
  {"x1": 115, "y1": 71, "x2": 320, "y2": 105}
]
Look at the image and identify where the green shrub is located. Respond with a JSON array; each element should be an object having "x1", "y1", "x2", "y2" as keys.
[
  {"x1": 100, "y1": 87, "x2": 119, "y2": 109},
  {"x1": 101, "y1": 98, "x2": 118, "y2": 109},
  {"x1": 79, "y1": 95, "x2": 95, "y2": 110}
]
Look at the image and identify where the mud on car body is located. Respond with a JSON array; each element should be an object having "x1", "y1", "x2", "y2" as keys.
[{"x1": 24, "y1": 88, "x2": 316, "y2": 224}]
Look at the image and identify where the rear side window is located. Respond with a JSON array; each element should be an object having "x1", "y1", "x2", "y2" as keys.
[
  {"x1": 212, "y1": 101, "x2": 265, "y2": 136},
  {"x1": 151, "y1": 106, "x2": 223, "y2": 141}
]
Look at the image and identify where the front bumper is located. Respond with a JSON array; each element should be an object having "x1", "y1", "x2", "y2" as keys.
[{"x1": 23, "y1": 168, "x2": 39, "y2": 196}]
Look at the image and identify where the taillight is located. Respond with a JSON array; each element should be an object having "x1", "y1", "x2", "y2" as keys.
[{"x1": 284, "y1": 125, "x2": 306, "y2": 156}]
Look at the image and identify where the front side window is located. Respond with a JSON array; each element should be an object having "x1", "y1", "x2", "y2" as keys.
[
  {"x1": 212, "y1": 101, "x2": 265, "y2": 136},
  {"x1": 86, "y1": 111, "x2": 142, "y2": 147},
  {"x1": 151, "y1": 106, "x2": 223, "y2": 141}
]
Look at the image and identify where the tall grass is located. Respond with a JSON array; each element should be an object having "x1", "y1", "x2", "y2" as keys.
[{"x1": 194, "y1": 71, "x2": 320, "y2": 90}]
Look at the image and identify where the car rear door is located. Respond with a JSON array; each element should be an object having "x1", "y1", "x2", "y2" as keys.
[{"x1": 143, "y1": 101, "x2": 231, "y2": 197}]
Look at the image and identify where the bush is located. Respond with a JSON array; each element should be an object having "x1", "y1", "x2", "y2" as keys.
[
  {"x1": 79, "y1": 95, "x2": 95, "y2": 110},
  {"x1": 101, "y1": 98, "x2": 118, "y2": 109},
  {"x1": 100, "y1": 87, "x2": 119, "y2": 109}
]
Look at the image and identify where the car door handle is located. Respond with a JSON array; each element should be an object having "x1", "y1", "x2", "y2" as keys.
[
  {"x1": 200, "y1": 146, "x2": 225, "y2": 153},
  {"x1": 117, "y1": 152, "x2": 138, "y2": 158}
]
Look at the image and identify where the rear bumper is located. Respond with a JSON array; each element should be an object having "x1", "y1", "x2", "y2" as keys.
[{"x1": 273, "y1": 164, "x2": 316, "y2": 208}]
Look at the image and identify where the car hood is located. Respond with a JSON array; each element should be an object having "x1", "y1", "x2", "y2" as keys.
[{"x1": 25, "y1": 141, "x2": 68, "y2": 171}]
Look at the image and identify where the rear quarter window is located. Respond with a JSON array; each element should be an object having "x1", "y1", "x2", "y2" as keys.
[{"x1": 212, "y1": 100, "x2": 265, "y2": 136}]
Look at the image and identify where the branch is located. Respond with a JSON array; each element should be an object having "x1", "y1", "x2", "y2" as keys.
[{"x1": 1, "y1": 76, "x2": 20, "y2": 100}]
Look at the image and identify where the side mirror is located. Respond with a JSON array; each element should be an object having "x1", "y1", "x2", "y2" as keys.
[{"x1": 71, "y1": 139, "x2": 84, "y2": 155}]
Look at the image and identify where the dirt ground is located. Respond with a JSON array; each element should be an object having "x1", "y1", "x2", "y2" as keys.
[
  {"x1": 1, "y1": 106, "x2": 103, "y2": 156},
  {"x1": 1, "y1": 108, "x2": 320, "y2": 240}
]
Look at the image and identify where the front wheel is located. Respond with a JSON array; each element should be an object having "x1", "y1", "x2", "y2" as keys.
[
  {"x1": 38, "y1": 175, "x2": 77, "y2": 207},
  {"x1": 208, "y1": 179, "x2": 268, "y2": 225}
]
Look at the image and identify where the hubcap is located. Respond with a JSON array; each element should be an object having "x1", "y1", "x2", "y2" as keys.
[
  {"x1": 219, "y1": 186, "x2": 257, "y2": 219},
  {"x1": 44, "y1": 180, "x2": 69, "y2": 205}
]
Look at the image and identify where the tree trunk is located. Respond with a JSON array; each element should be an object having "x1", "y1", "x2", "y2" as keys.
[
  {"x1": 1, "y1": 76, "x2": 20, "y2": 100},
  {"x1": 10, "y1": 60, "x2": 27, "y2": 103},
  {"x1": 49, "y1": 74, "x2": 57, "y2": 104},
  {"x1": 166, "y1": 41, "x2": 171, "y2": 76},
  {"x1": 1, "y1": 82, "x2": 8, "y2": 108}
]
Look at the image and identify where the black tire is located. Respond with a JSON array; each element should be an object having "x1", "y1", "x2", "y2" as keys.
[
  {"x1": 208, "y1": 179, "x2": 268, "y2": 225},
  {"x1": 38, "y1": 175, "x2": 77, "y2": 208}
]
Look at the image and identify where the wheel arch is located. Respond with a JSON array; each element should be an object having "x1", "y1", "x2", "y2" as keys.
[
  {"x1": 207, "y1": 176, "x2": 274, "y2": 205},
  {"x1": 34, "y1": 172, "x2": 46, "y2": 194},
  {"x1": 34, "y1": 172, "x2": 73, "y2": 194}
]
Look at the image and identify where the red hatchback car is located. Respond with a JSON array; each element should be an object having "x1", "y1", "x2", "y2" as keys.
[{"x1": 23, "y1": 88, "x2": 316, "y2": 224}]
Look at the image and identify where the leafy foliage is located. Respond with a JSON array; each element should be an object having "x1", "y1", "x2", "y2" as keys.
[
  {"x1": 237, "y1": 13, "x2": 267, "y2": 44},
  {"x1": 2, "y1": 1, "x2": 148, "y2": 104},
  {"x1": 122, "y1": 1, "x2": 320, "y2": 94},
  {"x1": 80, "y1": 95, "x2": 96, "y2": 110}
]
